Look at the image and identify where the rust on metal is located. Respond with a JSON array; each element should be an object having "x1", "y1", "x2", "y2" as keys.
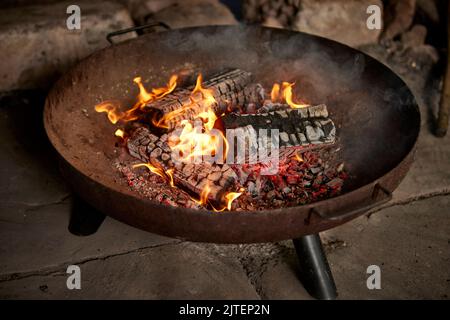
[{"x1": 43, "y1": 25, "x2": 420, "y2": 243}]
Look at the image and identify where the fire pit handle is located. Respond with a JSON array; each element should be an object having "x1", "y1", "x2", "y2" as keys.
[
  {"x1": 307, "y1": 183, "x2": 392, "y2": 223},
  {"x1": 106, "y1": 22, "x2": 171, "y2": 44}
]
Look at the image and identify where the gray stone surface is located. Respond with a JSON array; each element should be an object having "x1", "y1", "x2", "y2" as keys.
[
  {"x1": 0, "y1": 93, "x2": 175, "y2": 277},
  {"x1": 0, "y1": 1, "x2": 135, "y2": 91},
  {"x1": 293, "y1": 0, "x2": 383, "y2": 47},
  {"x1": 0, "y1": 242, "x2": 259, "y2": 299},
  {"x1": 0, "y1": 93, "x2": 69, "y2": 213},
  {"x1": 324, "y1": 195, "x2": 450, "y2": 299},
  {"x1": 253, "y1": 196, "x2": 450, "y2": 299},
  {"x1": 119, "y1": 0, "x2": 179, "y2": 25},
  {"x1": 144, "y1": 0, "x2": 237, "y2": 29},
  {"x1": 227, "y1": 243, "x2": 313, "y2": 300},
  {"x1": 381, "y1": 0, "x2": 416, "y2": 41},
  {"x1": 0, "y1": 198, "x2": 178, "y2": 277}
]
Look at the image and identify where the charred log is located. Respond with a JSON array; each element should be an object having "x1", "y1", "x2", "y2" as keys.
[
  {"x1": 222, "y1": 104, "x2": 336, "y2": 162},
  {"x1": 127, "y1": 127, "x2": 238, "y2": 204},
  {"x1": 146, "y1": 69, "x2": 265, "y2": 129}
]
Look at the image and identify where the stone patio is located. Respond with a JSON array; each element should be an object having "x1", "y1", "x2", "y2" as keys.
[{"x1": 0, "y1": 0, "x2": 449, "y2": 300}]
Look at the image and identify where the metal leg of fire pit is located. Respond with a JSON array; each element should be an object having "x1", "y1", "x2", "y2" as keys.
[
  {"x1": 293, "y1": 234, "x2": 337, "y2": 300},
  {"x1": 68, "y1": 195, "x2": 106, "y2": 236}
]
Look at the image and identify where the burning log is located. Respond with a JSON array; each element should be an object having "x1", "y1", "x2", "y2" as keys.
[
  {"x1": 146, "y1": 69, "x2": 265, "y2": 129},
  {"x1": 222, "y1": 104, "x2": 336, "y2": 162},
  {"x1": 109, "y1": 67, "x2": 345, "y2": 211},
  {"x1": 127, "y1": 126, "x2": 238, "y2": 205}
]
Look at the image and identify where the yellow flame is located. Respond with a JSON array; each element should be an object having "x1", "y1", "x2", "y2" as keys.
[
  {"x1": 133, "y1": 77, "x2": 152, "y2": 103},
  {"x1": 166, "y1": 168, "x2": 175, "y2": 188},
  {"x1": 115, "y1": 129, "x2": 125, "y2": 139},
  {"x1": 281, "y1": 82, "x2": 308, "y2": 109},
  {"x1": 98, "y1": 74, "x2": 279, "y2": 211},
  {"x1": 295, "y1": 152, "x2": 304, "y2": 162},
  {"x1": 270, "y1": 82, "x2": 308, "y2": 109},
  {"x1": 152, "y1": 75, "x2": 178, "y2": 99},
  {"x1": 160, "y1": 74, "x2": 228, "y2": 163},
  {"x1": 191, "y1": 182, "x2": 211, "y2": 206},
  {"x1": 212, "y1": 191, "x2": 243, "y2": 212},
  {"x1": 224, "y1": 192, "x2": 242, "y2": 210},
  {"x1": 95, "y1": 101, "x2": 123, "y2": 124},
  {"x1": 132, "y1": 163, "x2": 166, "y2": 180}
]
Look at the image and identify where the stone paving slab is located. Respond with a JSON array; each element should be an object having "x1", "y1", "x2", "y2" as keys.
[
  {"x1": 0, "y1": 93, "x2": 69, "y2": 213},
  {"x1": 0, "y1": 93, "x2": 175, "y2": 276},
  {"x1": 293, "y1": 0, "x2": 382, "y2": 47},
  {"x1": 0, "y1": 242, "x2": 259, "y2": 299},
  {"x1": 0, "y1": 198, "x2": 177, "y2": 277},
  {"x1": 0, "y1": 1, "x2": 135, "y2": 91},
  {"x1": 225, "y1": 243, "x2": 313, "y2": 300},
  {"x1": 324, "y1": 195, "x2": 450, "y2": 299},
  {"x1": 144, "y1": 0, "x2": 237, "y2": 29},
  {"x1": 2, "y1": 195, "x2": 448, "y2": 299},
  {"x1": 262, "y1": 196, "x2": 450, "y2": 299}
]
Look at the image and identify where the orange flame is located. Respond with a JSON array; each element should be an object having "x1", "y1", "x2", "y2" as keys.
[
  {"x1": 95, "y1": 75, "x2": 178, "y2": 124},
  {"x1": 212, "y1": 191, "x2": 243, "y2": 212},
  {"x1": 132, "y1": 163, "x2": 166, "y2": 180},
  {"x1": 153, "y1": 74, "x2": 217, "y2": 130},
  {"x1": 224, "y1": 192, "x2": 243, "y2": 210},
  {"x1": 96, "y1": 73, "x2": 271, "y2": 212},
  {"x1": 191, "y1": 182, "x2": 211, "y2": 206},
  {"x1": 163, "y1": 74, "x2": 228, "y2": 163},
  {"x1": 95, "y1": 101, "x2": 123, "y2": 124},
  {"x1": 271, "y1": 83, "x2": 280, "y2": 102},
  {"x1": 134, "y1": 77, "x2": 152, "y2": 103},
  {"x1": 166, "y1": 168, "x2": 175, "y2": 188},
  {"x1": 295, "y1": 152, "x2": 303, "y2": 162},
  {"x1": 271, "y1": 82, "x2": 308, "y2": 109},
  {"x1": 282, "y1": 82, "x2": 309, "y2": 109}
]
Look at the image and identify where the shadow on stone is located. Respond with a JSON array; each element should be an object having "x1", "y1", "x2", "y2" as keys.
[{"x1": 68, "y1": 195, "x2": 106, "y2": 236}]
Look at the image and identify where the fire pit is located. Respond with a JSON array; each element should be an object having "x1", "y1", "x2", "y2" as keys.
[{"x1": 44, "y1": 25, "x2": 420, "y2": 299}]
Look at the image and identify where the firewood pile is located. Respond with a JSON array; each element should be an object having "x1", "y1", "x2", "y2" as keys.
[{"x1": 103, "y1": 68, "x2": 346, "y2": 211}]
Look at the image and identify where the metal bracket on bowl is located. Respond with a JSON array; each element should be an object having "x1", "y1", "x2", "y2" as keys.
[
  {"x1": 305, "y1": 183, "x2": 392, "y2": 225},
  {"x1": 106, "y1": 22, "x2": 171, "y2": 44}
]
